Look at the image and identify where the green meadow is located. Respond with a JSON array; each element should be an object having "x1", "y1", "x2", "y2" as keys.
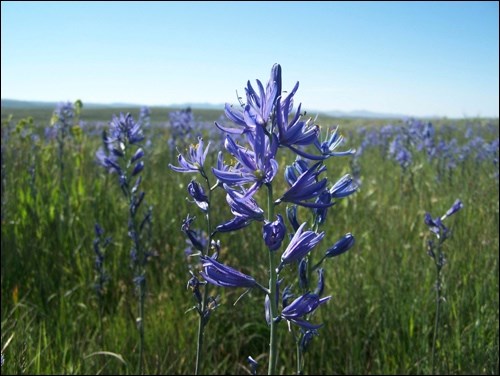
[{"x1": 1, "y1": 105, "x2": 498, "y2": 375}]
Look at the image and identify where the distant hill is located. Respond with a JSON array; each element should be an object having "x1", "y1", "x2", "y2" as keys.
[
  {"x1": 323, "y1": 109, "x2": 410, "y2": 119},
  {"x1": 1, "y1": 99, "x2": 144, "y2": 109},
  {"x1": 1, "y1": 99, "x2": 59, "y2": 109},
  {"x1": 2, "y1": 98, "x2": 411, "y2": 119},
  {"x1": 169, "y1": 103, "x2": 410, "y2": 119}
]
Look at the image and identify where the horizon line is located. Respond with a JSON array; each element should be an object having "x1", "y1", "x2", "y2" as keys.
[{"x1": 1, "y1": 97, "x2": 499, "y2": 120}]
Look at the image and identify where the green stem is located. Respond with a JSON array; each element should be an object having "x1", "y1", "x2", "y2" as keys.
[
  {"x1": 195, "y1": 175, "x2": 213, "y2": 375},
  {"x1": 98, "y1": 295, "x2": 104, "y2": 349},
  {"x1": 267, "y1": 183, "x2": 278, "y2": 375},
  {"x1": 195, "y1": 291, "x2": 206, "y2": 375},
  {"x1": 138, "y1": 280, "x2": 145, "y2": 375},
  {"x1": 296, "y1": 338, "x2": 302, "y2": 375},
  {"x1": 431, "y1": 248, "x2": 442, "y2": 374},
  {"x1": 311, "y1": 255, "x2": 327, "y2": 271},
  {"x1": 126, "y1": 178, "x2": 145, "y2": 375},
  {"x1": 132, "y1": 220, "x2": 145, "y2": 375}
]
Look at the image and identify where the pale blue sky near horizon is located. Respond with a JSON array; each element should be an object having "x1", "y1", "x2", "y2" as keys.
[{"x1": 1, "y1": 1, "x2": 499, "y2": 118}]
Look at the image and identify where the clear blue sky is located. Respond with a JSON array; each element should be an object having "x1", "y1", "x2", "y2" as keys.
[{"x1": 1, "y1": 1, "x2": 498, "y2": 118}]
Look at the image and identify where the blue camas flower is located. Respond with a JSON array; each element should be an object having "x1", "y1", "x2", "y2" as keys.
[
  {"x1": 181, "y1": 215, "x2": 206, "y2": 251},
  {"x1": 314, "y1": 126, "x2": 355, "y2": 158},
  {"x1": 276, "y1": 84, "x2": 320, "y2": 152},
  {"x1": 107, "y1": 113, "x2": 144, "y2": 145},
  {"x1": 215, "y1": 64, "x2": 282, "y2": 134},
  {"x1": 131, "y1": 148, "x2": 145, "y2": 164},
  {"x1": 329, "y1": 174, "x2": 358, "y2": 199},
  {"x1": 286, "y1": 205, "x2": 301, "y2": 233},
  {"x1": 244, "y1": 63, "x2": 281, "y2": 128},
  {"x1": 325, "y1": 233, "x2": 355, "y2": 258},
  {"x1": 442, "y1": 199, "x2": 463, "y2": 219},
  {"x1": 212, "y1": 125, "x2": 278, "y2": 198},
  {"x1": 132, "y1": 161, "x2": 144, "y2": 176},
  {"x1": 313, "y1": 190, "x2": 332, "y2": 225},
  {"x1": 284, "y1": 158, "x2": 311, "y2": 185},
  {"x1": 200, "y1": 255, "x2": 257, "y2": 289},
  {"x1": 215, "y1": 185, "x2": 264, "y2": 233},
  {"x1": 277, "y1": 162, "x2": 331, "y2": 208},
  {"x1": 300, "y1": 329, "x2": 319, "y2": 353},
  {"x1": 314, "y1": 268, "x2": 325, "y2": 296},
  {"x1": 263, "y1": 214, "x2": 287, "y2": 251},
  {"x1": 247, "y1": 356, "x2": 259, "y2": 376},
  {"x1": 280, "y1": 292, "x2": 331, "y2": 329},
  {"x1": 54, "y1": 101, "x2": 75, "y2": 126},
  {"x1": 96, "y1": 113, "x2": 147, "y2": 199},
  {"x1": 425, "y1": 199, "x2": 463, "y2": 239},
  {"x1": 169, "y1": 137, "x2": 210, "y2": 175},
  {"x1": 278, "y1": 223, "x2": 325, "y2": 272},
  {"x1": 298, "y1": 258, "x2": 308, "y2": 290},
  {"x1": 187, "y1": 180, "x2": 209, "y2": 212}
]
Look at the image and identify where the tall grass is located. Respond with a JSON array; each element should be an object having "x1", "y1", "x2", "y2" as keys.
[{"x1": 1, "y1": 110, "x2": 498, "y2": 374}]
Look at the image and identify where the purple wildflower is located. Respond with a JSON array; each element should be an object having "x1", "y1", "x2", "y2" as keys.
[
  {"x1": 181, "y1": 215, "x2": 206, "y2": 251},
  {"x1": 281, "y1": 292, "x2": 331, "y2": 329},
  {"x1": 442, "y1": 199, "x2": 463, "y2": 220},
  {"x1": 277, "y1": 162, "x2": 331, "y2": 208},
  {"x1": 247, "y1": 356, "x2": 259, "y2": 376},
  {"x1": 212, "y1": 125, "x2": 278, "y2": 198},
  {"x1": 169, "y1": 137, "x2": 210, "y2": 175},
  {"x1": 278, "y1": 223, "x2": 325, "y2": 272},
  {"x1": 187, "y1": 180, "x2": 209, "y2": 212},
  {"x1": 276, "y1": 85, "x2": 319, "y2": 151},
  {"x1": 200, "y1": 255, "x2": 257, "y2": 289},
  {"x1": 215, "y1": 185, "x2": 264, "y2": 233},
  {"x1": 215, "y1": 64, "x2": 282, "y2": 134},
  {"x1": 286, "y1": 205, "x2": 301, "y2": 233},
  {"x1": 329, "y1": 174, "x2": 358, "y2": 199},
  {"x1": 314, "y1": 268, "x2": 325, "y2": 296},
  {"x1": 107, "y1": 113, "x2": 144, "y2": 145},
  {"x1": 325, "y1": 233, "x2": 355, "y2": 258},
  {"x1": 314, "y1": 126, "x2": 355, "y2": 158},
  {"x1": 425, "y1": 198, "x2": 463, "y2": 240},
  {"x1": 263, "y1": 214, "x2": 287, "y2": 251},
  {"x1": 300, "y1": 329, "x2": 319, "y2": 353},
  {"x1": 298, "y1": 258, "x2": 308, "y2": 290}
]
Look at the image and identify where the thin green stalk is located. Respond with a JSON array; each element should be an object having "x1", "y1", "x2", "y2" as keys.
[
  {"x1": 138, "y1": 280, "x2": 145, "y2": 375},
  {"x1": 296, "y1": 337, "x2": 302, "y2": 375},
  {"x1": 195, "y1": 310, "x2": 204, "y2": 375},
  {"x1": 195, "y1": 175, "x2": 213, "y2": 375},
  {"x1": 431, "y1": 244, "x2": 442, "y2": 374},
  {"x1": 195, "y1": 286, "x2": 209, "y2": 375},
  {"x1": 267, "y1": 183, "x2": 278, "y2": 375},
  {"x1": 126, "y1": 182, "x2": 146, "y2": 375},
  {"x1": 98, "y1": 295, "x2": 104, "y2": 349}
]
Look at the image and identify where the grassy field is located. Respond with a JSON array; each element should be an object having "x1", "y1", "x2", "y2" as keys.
[{"x1": 1, "y1": 104, "x2": 498, "y2": 375}]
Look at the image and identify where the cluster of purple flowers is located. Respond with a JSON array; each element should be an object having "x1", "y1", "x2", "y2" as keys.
[
  {"x1": 167, "y1": 108, "x2": 195, "y2": 153},
  {"x1": 170, "y1": 64, "x2": 357, "y2": 373},
  {"x1": 52, "y1": 101, "x2": 77, "y2": 177},
  {"x1": 96, "y1": 113, "x2": 145, "y2": 189},
  {"x1": 95, "y1": 112, "x2": 152, "y2": 372},
  {"x1": 139, "y1": 106, "x2": 151, "y2": 128},
  {"x1": 53, "y1": 101, "x2": 75, "y2": 130},
  {"x1": 97, "y1": 113, "x2": 153, "y2": 273},
  {"x1": 354, "y1": 119, "x2": 499, "y2": 184}
]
